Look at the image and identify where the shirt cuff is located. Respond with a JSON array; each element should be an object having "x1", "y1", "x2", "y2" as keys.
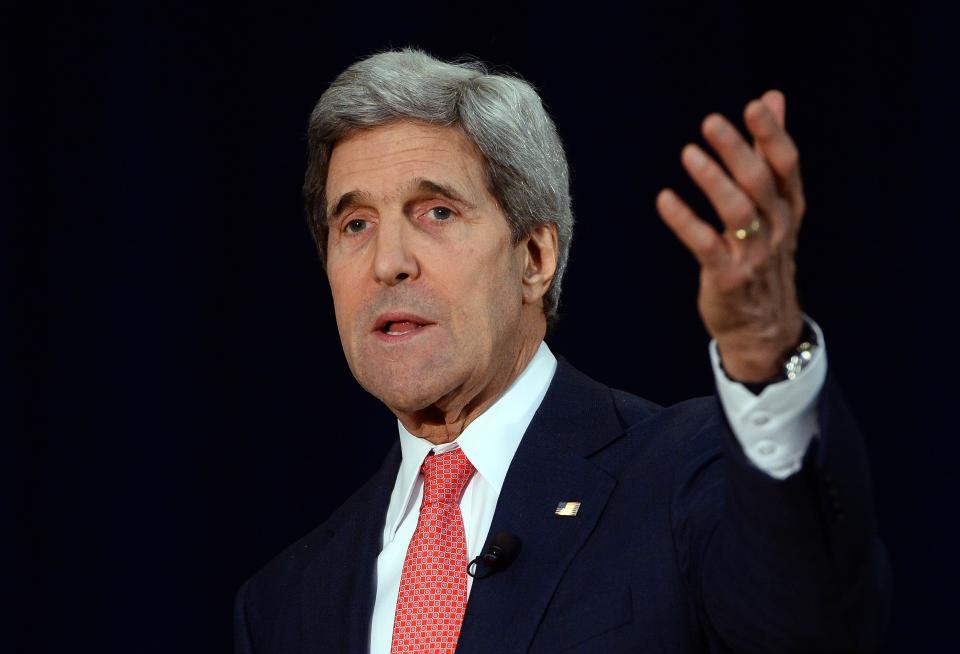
[{"x1": 709, "y1": 317, "x2": 827, "y2": 479}]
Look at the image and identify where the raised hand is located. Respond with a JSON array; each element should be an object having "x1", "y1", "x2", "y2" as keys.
[{"x1": 656, "y1": 90, "x2": 806, "y2": 383}]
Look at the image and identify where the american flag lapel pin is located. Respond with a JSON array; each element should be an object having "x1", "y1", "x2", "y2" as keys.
[{"x1": 554, "y1": 501, "x2": 581, "y2": 517}]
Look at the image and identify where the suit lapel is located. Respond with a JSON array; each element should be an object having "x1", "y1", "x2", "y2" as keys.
[
  {"x1": 299, "y1": 441, "x2": 401, "y2": 654},
  {"x1": 456, "y1": 359, "x2": 625, "y2": 654}
]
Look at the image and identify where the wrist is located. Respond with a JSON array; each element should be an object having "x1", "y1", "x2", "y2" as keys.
[
  {"x1": 718, "y1": 348, "x2": 787, "y2": 383},
  {"x1": 717, "y1": 318, "x2": 808, "y2": 383}
]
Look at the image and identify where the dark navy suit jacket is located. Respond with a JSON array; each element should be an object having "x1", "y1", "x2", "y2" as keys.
[{"x1": 235, "y1": 359, "x2": 891, "y2": 653}]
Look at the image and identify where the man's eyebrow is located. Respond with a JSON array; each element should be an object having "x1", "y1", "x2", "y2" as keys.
[
  {"x1": 327, "y1": 179, "x2": 477, "y2": 223},
  {"x1": 327, "y1": 190, "x2": 371, "y2": 223},
  {"x1": 411, "y1": 178, "x2": 476, "y2": 209}
]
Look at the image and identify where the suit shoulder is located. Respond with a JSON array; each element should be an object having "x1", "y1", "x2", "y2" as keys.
[
  {"x1": 253, "y1": 520, "x2": 334, "y2": 584},
  {"x1": 608, "y1": 384, "x2": 719, "y2": 436},
  {"x1": 550, "y1": 358, "x2": 721, "y2": 460},
  {"x1": 240, "y1": 445, "x2": 397, "y2": 606},
  {"x1": 609, "y1": 387, "x2": 662, "y2": 425},
  {"x1": 607, "y1": 385, "x2": 726, "y2": 468},
  {"x1": 240, "y1": 506, "x2": 339, "y2": 613},
  {"x1": 235, "y1": 511, "x2": 338, "y2": 650}
]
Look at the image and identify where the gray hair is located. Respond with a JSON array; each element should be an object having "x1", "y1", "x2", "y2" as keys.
[{"x1": 303, "y1": 48, "x2": 574, "y2": 323}]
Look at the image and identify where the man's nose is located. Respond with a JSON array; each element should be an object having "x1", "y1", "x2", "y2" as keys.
[{"x1": 372, "y1": 218, "x2": 419, "y2": 285}]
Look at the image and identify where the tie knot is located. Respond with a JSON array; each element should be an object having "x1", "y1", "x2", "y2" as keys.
[{"x1": 420, "y1": 448, "x2": 475, "y2": 506}]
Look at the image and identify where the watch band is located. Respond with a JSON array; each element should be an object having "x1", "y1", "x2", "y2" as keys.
[
  {"x1": 735, "y1": 319, "x2": 819, "y2": 395},
  {"x1": 783, "y1": 319, "x2": 819, "y2": 381}
]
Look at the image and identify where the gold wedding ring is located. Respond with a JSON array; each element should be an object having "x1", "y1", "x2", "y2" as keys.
[{"x1": 732, "y1": 218, "x2": 762, "y2": 240}]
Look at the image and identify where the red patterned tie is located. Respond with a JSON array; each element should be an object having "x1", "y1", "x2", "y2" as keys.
[{"x1": 391, "y1": 447, "x2": 476, "y2": 654}]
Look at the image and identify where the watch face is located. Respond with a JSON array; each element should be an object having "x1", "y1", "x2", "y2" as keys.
[{"x1": 785, "y1": 342, "x2": 815, "y2": 380}]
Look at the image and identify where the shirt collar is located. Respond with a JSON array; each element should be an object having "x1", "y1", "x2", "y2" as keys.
[{"x1": 386, "y1": 341, "x2": 558, "y2": 537}]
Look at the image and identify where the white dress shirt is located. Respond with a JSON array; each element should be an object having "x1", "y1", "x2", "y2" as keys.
[{"x1": 369, "y1": 329, "x2": 827, "y2": 653}]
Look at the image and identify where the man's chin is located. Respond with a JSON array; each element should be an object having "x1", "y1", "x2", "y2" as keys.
[
  {"x1": 365, "y1": 384, "x2": 446, "y2": 416},
  {"x1": 349, "y1": 363, "x2": 449, "y2": 413},
  {"x1": 349, "y1": 344, "x2": 462, "y2": 412}
]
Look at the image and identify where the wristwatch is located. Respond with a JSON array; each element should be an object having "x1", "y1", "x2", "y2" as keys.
[
  {"x1": 735, "y1": 319, "x2": 819, "y2": 394},
  {"x1": 783, "y1": 319, "x2": 819, "y2": 381}
]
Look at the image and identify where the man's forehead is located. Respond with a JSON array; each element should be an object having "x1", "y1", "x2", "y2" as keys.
[
  {"x1": 325, "y1": 122, "x2": 488, "y2": 209},
  {"x1": 330, "y1": 121, "x2": 480, "y2": 168}
]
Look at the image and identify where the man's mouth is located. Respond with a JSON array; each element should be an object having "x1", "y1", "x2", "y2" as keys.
[
  {"x1": 382, "y1": 321, "x2": 422, "y2": 336},
  {"x1": 373, "y1": 313, "x2": 435, "y2": 340}
]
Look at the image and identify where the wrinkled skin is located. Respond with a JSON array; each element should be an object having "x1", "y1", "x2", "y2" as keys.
[{"x1": 324, "y1": 121, "x2": 557, "y2": 444}]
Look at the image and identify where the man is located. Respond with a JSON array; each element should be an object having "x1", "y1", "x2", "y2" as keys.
[{"x1": 234, "y1": 49, "x2": 891, "y2": 653}]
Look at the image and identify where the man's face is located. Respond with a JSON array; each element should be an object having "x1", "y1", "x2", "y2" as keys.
[{"x1": 324, "y1": 121, "x2": 531, "y2": 416}]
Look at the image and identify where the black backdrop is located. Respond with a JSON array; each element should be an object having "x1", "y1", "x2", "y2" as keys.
[{"x1": 10, "y1": 2, "x2": 957, "y2": 652}]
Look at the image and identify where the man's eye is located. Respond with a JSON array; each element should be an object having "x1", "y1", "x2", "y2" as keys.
[
  {"x1": 427, "y1": 207, "x2": 454, "y2": 221},
  {"x1": 344, "y1": 219, "x2": 368, "y2": 233}
]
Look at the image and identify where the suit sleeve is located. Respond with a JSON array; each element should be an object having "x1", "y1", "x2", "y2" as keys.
[{"x1": 672, "y1": 373, "x2": 892, "y2": 653}]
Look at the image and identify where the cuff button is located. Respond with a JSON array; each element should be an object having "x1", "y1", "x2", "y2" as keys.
[
  {"x1": 751, "y1": 411, "x2": 772, "y2": 426},
  {"x1": 755, "y1": 440, "x2": 779, "y2": 457}
]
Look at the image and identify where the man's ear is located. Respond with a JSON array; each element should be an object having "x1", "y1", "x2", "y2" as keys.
[{"x1": 520, "y1": 223, "x2": 559, "y2": 305}]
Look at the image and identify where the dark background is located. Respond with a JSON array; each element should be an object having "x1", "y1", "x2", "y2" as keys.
[{"x1": 9, "y1": 1, "x2": 956, "y2": 652}]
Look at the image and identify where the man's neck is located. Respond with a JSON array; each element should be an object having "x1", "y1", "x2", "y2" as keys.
[{"x1": 396, "y1": 335, "x2": 544, "y2": 445}]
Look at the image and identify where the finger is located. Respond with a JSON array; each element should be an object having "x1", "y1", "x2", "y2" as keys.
[
  {"x1": 681, "y1": 143, "x2": 762, "y2": 235},
  {"x1": 760, "y1": 89, "x2": 785, "y2": 127},
  {"x1": 701, "y1": 113, "x2": 778, "y2": 213},
  {"x1": 744, "y1": 99, "x2": 805, "y2": 217},
  {"x1": 656, "y1": 188, "x2": 728, "y2": 269}
]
